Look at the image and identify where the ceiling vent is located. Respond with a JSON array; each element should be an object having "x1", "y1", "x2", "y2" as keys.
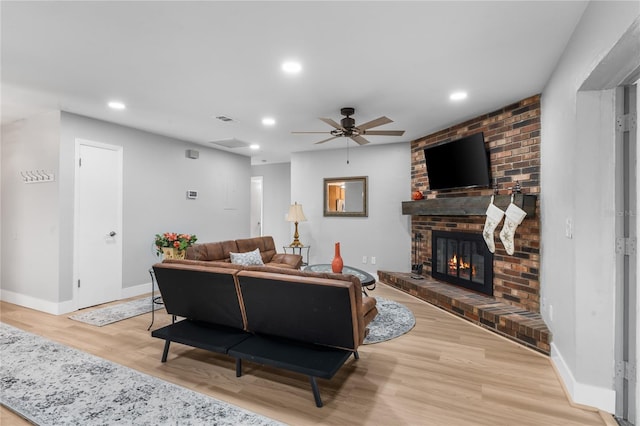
[{"x1": 209, "y1": 138, "x2": 250, "y2": 149}]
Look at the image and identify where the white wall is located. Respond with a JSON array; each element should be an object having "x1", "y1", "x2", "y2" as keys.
[
  {"x1": 1, "y1": 111, "x2": 61, "y2": 311},
  {"x1": 291, "y1": 143, "x2": 411, "y2": 276},
  {"x1": 541, "y1": 2, "x2": 639, "y2": 412},
  {"x1": 251, "y1": 162, "x2": 291, "y2": 249},
  {"x1": 1, "y1": 111, "x2": 251, "y2": 313}
]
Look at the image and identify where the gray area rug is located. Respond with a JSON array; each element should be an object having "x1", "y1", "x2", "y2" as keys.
[
  {"x1": 363, "y1": 297, "x2": 416, "y2": 344},
  {"x1": 69, "y1": 296, "x2": 162, "y2": 326},
  {"x1": 0, "y1": 323, "x2": 285, "y2": 426}
]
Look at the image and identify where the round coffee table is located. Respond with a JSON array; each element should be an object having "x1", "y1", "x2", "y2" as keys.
[{"x1": 305, "y1": 264, "x2": 376, "y2": 295}]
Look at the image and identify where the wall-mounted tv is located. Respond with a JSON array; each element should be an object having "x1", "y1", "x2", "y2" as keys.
[{"x1": 423, "y1": 132, "x2": 491, "y2": 191}]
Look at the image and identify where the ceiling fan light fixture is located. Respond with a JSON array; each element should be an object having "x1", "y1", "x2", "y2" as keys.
[
  {"x1": 341, "y1": 116, "x2": 355, "y2": 129},
  {"x1": 293, "y1": 107, "x2": 405, "y2": 146}
]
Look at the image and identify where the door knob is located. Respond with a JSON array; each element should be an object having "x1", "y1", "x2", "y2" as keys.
[{"x1": 109, "y1": 231, "x2": 117, "y2": 237}]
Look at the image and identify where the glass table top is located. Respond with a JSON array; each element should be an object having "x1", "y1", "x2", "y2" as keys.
[{"x1": 305, "y1": 264, "x2": 375, "y2": 286}]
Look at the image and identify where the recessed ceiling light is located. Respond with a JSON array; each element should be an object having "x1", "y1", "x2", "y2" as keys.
[
  {"x1": 450, "y1": 91, "x2": 468, "y2": 101},
  {"x1": 262, "y1": 117, "x2": 276, "y2": 126},
  {"x1": 250, "y1": 144, "x2": 260, "y2": 150},
  {"x1": 108, "y1": 101, "x2": 126, "y2": 110},
  {"x1": 282, "y1": 61, "x2": 302, "y2": 74}
]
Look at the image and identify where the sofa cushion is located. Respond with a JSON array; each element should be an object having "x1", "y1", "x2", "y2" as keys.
[
  {"x1": 230, "y1": 248, "x2": 265, "y2": 266},
  {"x1": 243, "y1": 264, "x2": 376, "y2": 345},
  {"x1": 236, "y1": 270, "x2": 359, "y2": 350},
  {"x1": 163, "y1": 257, "x2": 303, "y2": 272},
  {"x1": 236, "y1": 236, "x2": 277, "y2": 263},
  {"x1": 185, "y1": 237, "x2": 302, "y2": 269},
  {"x1": 152, "y1": 263, "x2": 246, "y2": 329},
  {"x1": 186, "y1": 240, "x2": 238, "y2": 262},
  {"x1": 163, "y1": 258, "x2": 241, "y2": 270}
]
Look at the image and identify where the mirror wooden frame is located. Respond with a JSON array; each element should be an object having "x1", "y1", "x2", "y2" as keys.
[{"x1": 323, "y1": 176, "x2": 368, "y2": 217}]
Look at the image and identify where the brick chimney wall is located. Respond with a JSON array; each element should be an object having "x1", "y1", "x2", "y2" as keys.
[{"x1": 411, "y1": 95, "x2": 541, "y2": 312}]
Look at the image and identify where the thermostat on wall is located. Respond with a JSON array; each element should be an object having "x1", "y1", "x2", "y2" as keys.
[{"x1": 186, "y1": 190, "x2": 198, "y2": 199}]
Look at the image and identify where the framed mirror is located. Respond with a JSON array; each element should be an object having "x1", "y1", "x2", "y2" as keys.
[{"x1": 324, "y1": 176, "x2": 368, "y2": 217}]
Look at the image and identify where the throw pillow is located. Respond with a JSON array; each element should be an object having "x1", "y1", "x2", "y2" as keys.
[{"x1": 230, "y1": 248, "x2": 265, "y2": 266}]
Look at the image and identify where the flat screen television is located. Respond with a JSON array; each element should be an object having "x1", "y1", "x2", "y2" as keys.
[{"x1": 423, "y1": 132, "x2": 491, "y2": 191}]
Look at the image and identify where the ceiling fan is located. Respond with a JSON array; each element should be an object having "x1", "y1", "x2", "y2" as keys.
[{"x1": 292, "y1": 107, "x2": 405, "y2": 145}]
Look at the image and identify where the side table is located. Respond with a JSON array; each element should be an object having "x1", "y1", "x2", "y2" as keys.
[
  {"x1": 147, "y1": 268, "x2": 164, "y2": 331},
  {"x1": 283, "y1": 245, "x2": 311, "y2": 267}
]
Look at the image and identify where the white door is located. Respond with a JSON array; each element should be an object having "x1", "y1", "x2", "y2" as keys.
[
  {"x1": 75, "y1": 140, "x2": 123, "y2": 309},
  {"x1": 250, "y1": 176, "x2": 263, "y2": 237}
]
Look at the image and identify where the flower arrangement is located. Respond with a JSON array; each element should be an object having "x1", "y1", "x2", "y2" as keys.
[{"x1": 154, "y1": 232, "x2": 198, "y2": 256}]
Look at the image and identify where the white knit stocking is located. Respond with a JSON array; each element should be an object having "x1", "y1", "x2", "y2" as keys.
[
  {"x1": 499, "y1": 203, "x2": 527, "y2": 255},
  {"x1": 483, "y1": 199, "x2": 505, "y2": 253}
]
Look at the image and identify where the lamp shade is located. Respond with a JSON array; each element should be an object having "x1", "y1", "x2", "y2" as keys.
[{"x1": 286, "y1": 202, "x2": 307, "y2": 222}]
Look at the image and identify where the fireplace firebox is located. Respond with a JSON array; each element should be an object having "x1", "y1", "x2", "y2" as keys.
[{"x1": 431, "y1": 230, "x2": 493, "y2": 296}]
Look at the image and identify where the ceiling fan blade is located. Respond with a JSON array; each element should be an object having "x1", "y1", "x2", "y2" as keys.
[
  {"x1": 350, "y1": 135, "x2": 370, "y2": 145},
  {"x1": 315, "y1": 136, "x2": 340, "y2": 144},
  {"x1": 291, "y1": 131, "x2": 331, "y2": 134},
  {"x1": 362, "y1": 130, "x2": 406, "y2": 136},
  {"x1": 356, "y1": 116, "x2": 392, "y2": 131},
  {"x1": 319, "y1": 117, "x2": 343, "y2": 130}
]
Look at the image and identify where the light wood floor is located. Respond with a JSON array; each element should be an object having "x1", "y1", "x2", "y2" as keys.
[{"x1": 1, "y1": 283, "x2": 614, "y2": 425}]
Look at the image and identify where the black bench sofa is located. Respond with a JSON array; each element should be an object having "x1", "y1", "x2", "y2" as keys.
[{"x1": 151, "y1": 262, "x2": 375, "y2": 407}]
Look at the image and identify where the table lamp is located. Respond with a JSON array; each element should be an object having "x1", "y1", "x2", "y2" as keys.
[{"x1": 286, "y1": 202, "x2": 307, "y2": 247}]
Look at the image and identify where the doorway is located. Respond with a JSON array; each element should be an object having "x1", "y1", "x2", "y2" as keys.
[
  {"x1": 74, "y1": 139, "x2": 123, "y2": 309},
  {"x1": 250, "y1": 176, "x2": 263, "y2": 237}
]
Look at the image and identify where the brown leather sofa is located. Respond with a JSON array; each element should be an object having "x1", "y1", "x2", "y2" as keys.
[
  {"x1": 185, "y1": 235, "x2": 302, "y2": 269},
  {"x1": 151, "y1": 260, "x2": 378, "y2": 407}
]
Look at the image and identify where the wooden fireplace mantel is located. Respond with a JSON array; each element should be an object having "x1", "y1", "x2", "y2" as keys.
[{"x1": 402, "y1": 194, "x2": 537, "y2": 217}]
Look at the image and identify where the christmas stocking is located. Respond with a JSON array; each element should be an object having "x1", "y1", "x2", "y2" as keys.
[
  {"x1": 499, "y1": 203, "x2": 527, "y2": 255},
  {"x1": 482, "y1": 199, "x2": 505, "y2": 253}
]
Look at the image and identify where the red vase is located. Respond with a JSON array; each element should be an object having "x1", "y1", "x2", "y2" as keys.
[{"x1": 331, "y1": 242, "x2": 344, "y2": 273}]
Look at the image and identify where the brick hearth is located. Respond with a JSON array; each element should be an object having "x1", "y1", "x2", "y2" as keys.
[{"x1": 378, "y1": 270, "x2": 550, "y2": 355}]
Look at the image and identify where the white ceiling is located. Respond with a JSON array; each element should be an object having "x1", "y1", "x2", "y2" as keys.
[{"x1": 1, "y1": 1, "x2": 588, "y2": 164}]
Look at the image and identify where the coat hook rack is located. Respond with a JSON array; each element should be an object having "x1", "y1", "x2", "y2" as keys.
[{"x1": 20, "y1": 169, "x2": 55, "y2": 184}]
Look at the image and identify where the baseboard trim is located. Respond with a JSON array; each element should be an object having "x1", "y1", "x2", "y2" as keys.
[
  {"x1": 121, "y1": 282, "x2": 152, "y2": 299},
  {"x1": 1, "y1": 282, "x2": 152, "y2": 316},
  {"x1": 0, "y1": 289, "x2": 74, "y2": 315},
  {"x1": 551, "y1": 342, "x2": 616, "y2": 413}
]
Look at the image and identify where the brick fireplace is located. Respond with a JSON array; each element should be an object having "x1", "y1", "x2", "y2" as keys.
[
  {"x1": 379, "y1": 94, "x2": 548, "y2": 354},
  {"x1": 411, "y1": 95, "x2": 541, "y2": 313}
]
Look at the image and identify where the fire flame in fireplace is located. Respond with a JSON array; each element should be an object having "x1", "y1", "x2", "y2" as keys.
[{"x1": 449, "y1": 254, "x2": 476, "y2": 275}]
